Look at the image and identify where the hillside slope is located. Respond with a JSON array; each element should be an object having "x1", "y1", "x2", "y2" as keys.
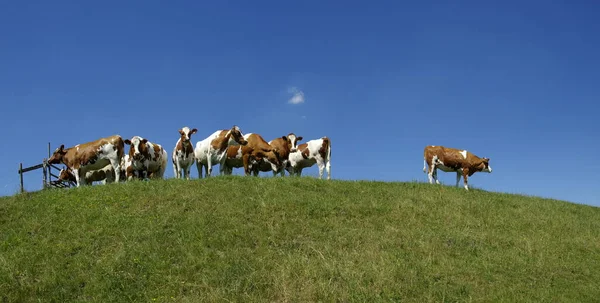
[{"x1": 1, "y1": 177, "x2": 599, "y2": 302}]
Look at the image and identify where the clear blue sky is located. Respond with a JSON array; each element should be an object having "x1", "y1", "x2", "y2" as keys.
[{"x1": 1, "y1": 1, "x2": 598, "y2": 206}]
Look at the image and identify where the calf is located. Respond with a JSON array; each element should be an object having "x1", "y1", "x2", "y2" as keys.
[
  {"x1": 172, "y1": 126, "x2": 198, "y2": 180},
  {"x1": 286, "y1": 137, "x2": 331, "y2": 180},
  {"x1": 423, "y1": 145, "x2": 492, "y2": 190},
  {"x1": 194, "y1": 125, "x2": 248, "y2": 177},
  {"x1": 48, "y1": 135, "x2": 125, "y2": 186},
  {"x1": 124, "y1": 136, "x2": 168, "y2": 180},
  {"x1": 58, "y1": 165, "x2": 115, "y2": 185},
  {"x1": 253, "y1": 133, "x2": 303, "y2": 176}
]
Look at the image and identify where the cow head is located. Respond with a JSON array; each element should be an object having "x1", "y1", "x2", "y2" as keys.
[
  {"x1": 227, "y1": 125, "x2": 248, "y2": 146},
  {"x1": 58, "y1": 167, "x2": 76, "y2": 182},
  {"x1": 48, "y1": 145, "x2": 67, "y2": 164},
  {"x1": 178, "y1": 127, "x2": 197, "y2": 146},
  {"x1": 284, "y1": 133, "x2": 303, "y2": 152},
  {"x1": 124, "y1": 136, "x2": 149, "y2": 161},
  {"x1": 478, "y1": 158, "x2": 492, "y2": 173},
  {"x1": 265, "y1": 148, "x2": 282, "y2": 172}
]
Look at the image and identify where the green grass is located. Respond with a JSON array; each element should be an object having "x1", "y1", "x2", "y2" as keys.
[{"x1": 1, "y1": 176, "x2": 599, "y2": 302}]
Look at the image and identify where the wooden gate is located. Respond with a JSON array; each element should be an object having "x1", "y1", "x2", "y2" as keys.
[{"x1": 17, "y1": 143, "x2": 76, "y2": 193}]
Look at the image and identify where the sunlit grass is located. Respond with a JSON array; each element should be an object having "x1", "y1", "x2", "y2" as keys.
[{"x1": 1, "y1": 176, "x2": 599, "y2": 302}]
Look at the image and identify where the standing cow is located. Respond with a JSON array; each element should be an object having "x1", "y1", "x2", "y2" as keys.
[
  {"x1": 423, "y1": 145, "x2": 492, "y2": 190},
  {"x1": 253, "y1": 133, "x2": 303, "y2": 176},
  {"x1": 194, "y1": 125, "x2": 248, "y2": 177},
  {"x1": 286, "y1": 137, "x2": 331, "y2": 180},
  {"x1": 124, "y1": 136, "x2": 168, "y2": 180},
  {"x1": 48, "y1": 135, "x2": 125, "y2": 186},
  {"x1": 172, "y1": 126, "x2": 198, "y2": 180}
]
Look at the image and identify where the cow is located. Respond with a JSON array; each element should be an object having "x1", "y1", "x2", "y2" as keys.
[
  {"x1": 242, "y1": 133, "x2": 283, "y2": 176},
  {"x1": 172, "y1": 126, "x2": 198, "y2": 180},
  {"x1": 222, "y1": 145, "x2": 262, "y2": 176},
  {"x1": 286, "y1": 137, "x2": 331, "y2": 180},
  {"x1": 194, "y1": 125, "x2": 248, "y2": 177},
  {"x1": 252, "y1": 133, "x2": 303, "y2": 176},
  {"x1": 423, "y1": 145, "x2": 492, "y2": 190},
  {"x1": 48, "y1": 135, "x2": 125, "y2": 186},
  {"x1": 58, "y1": 165, "x2": 115, "y2": 185},
  {"x1": 123, "y1": 136, "x2": 168, "y2": 180}
]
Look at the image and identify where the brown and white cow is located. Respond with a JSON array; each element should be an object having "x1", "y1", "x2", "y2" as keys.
[
  {"x1": 222, "y1": 145, "x2": 262, "y2": 176},
  {"x1": 172, "y1": 126, "x2": 197, "y2": 180},
  {"x1": 124, "y1": 136, "x2": 168, "y2": 180},
  {"x1": 252, "y1": 133, "x2": 303, "y2": 176},
  {"x1": 48, "y1": 135, "x2": 125, "y2": 186},
  {"x1": 423, "y1": 145, "x2": 492, "y2": 190},
  {"x1": 194, "y1": 125, "x2": 248, "y2": 177},
  {"x1": 242, "y1": 133, "x2": 283, "y2": 176},
  {"x1": 58, "y1": 165, "x2": 115, "y2": 185},
  {"x1": 286, "y1": 137, "x2": 331, "y2": 180}
]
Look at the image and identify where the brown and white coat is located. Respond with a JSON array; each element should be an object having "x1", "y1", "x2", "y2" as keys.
[
  {"x1": 252, "y1": 133, "x2": 303, "y2": 176},
  {"x1": 423, "y1": 145, "x2": 492, "y2": 190},
  {"x1": 172, "y1": 126, "x2": 197, "y2": 180},
  {"x1": 48, "y1": 135, "x2": 125, "y2": 187},
  {"x1": 194, "y1": 125, "x2": 248, "y2": 177},
  {"x1": 58, "y1": 165, "x2": 115, "y2": 185},
  {"x1": 124, "y1": 136, "x2": 168, "y2": 180},
  {"x1": 286, "y1": 136, "x2": 331, "y2": 180}
]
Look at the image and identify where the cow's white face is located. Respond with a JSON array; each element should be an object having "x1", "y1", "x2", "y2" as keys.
[
  {"x1": 179, "y1": 127, "x2": 197, "y2": 146},
  {"x1": 124, "y1": 136, "x2": 149, "y2": 161},
  {"x1": 287, "y1": 134, "x2": 303, "y2": 152}
]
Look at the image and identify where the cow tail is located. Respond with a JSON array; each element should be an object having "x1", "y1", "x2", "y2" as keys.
[{"x1": 323, "y1": 137, "x2": 331, "y2": 161}]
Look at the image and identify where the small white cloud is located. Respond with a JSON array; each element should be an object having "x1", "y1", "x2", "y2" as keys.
[{"x1": 287, "y1": 87, "x2": 305, "y2": 105}]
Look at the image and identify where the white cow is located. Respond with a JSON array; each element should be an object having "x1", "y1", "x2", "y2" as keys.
[
  {"x1": 194, "y1": 125, "x2": 248, "y2": 177},
  {"x1": 286, "y1": 137, "x2": 331, "y2": 180},
  {"x1": 172, "y1": 126, "x2": 198, "y2": 180},
  {"x1": 124, "y1": 136, "x2": 168, "y2": 180}
]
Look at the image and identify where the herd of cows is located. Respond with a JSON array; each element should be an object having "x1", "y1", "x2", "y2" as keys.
[{"x1": 47, "y1": 125, "x2": 492, "y2": 191}]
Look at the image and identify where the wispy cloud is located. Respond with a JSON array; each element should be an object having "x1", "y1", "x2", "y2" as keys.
[{"x1": 287, "y1": 87, "x2": 305, "y2": 105}]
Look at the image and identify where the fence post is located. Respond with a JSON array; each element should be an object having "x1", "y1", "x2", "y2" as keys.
[
  {"x1": 47, "y1": 142, "x2": 51, "y2": 183},
  {"x1": 19, "y1": 163, "x2": 24, "y2": 193},
  {"x1": 42, "y1": 159, "x2": 47, "y2": 189}
]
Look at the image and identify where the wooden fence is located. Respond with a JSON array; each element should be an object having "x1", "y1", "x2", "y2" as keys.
[{"x1": 17, "y1": 143, "x2": 76, "y2": 193}]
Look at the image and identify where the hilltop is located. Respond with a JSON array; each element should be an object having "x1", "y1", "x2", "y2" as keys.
[{"x1": 1, "y1": 177, "x2": 599, "y2": 302}]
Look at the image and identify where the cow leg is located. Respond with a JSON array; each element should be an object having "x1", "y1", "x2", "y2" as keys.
[
  {"x1": 109, "y1": 159, "x2": 121, "y2": 183},
  {"x1": 325, "y1": 160, "x2": 331, "y2": 180},
  {"x1": 207, "y1": 154, "x2": 213, "y2": 177},
  {"x1": 195, "y1": 161, "x2": 203, "y2": 179},
  {"x1": 173, "y1": 161, "x2": 179, "y2": 179},
  {"x1": 463, "y1": 170, "x2": 469, "y2": 190},
  {"x1": 73, "y1": 169, "x2": 82, "y2": 187},
  {"x1": 427, "y1": 164, "x2": 435, "y2": 184},
  {"x1": 184, "y1": 165, "x2": 191, "y2": 180},
  {"x1": 317, "y1": 160, "x2": 325, "y2": 179},
  {"x1": 456, "y1": 172, "x2": 462, "y2": 187}
]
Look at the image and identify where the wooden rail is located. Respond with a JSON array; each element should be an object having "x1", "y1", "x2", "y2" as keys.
[{"x1": 17, "y1": 143, "x2": 75, "y2": 193}]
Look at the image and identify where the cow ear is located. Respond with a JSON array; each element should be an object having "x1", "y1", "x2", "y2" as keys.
[
  {"x1": 297, "y1": 136, "x2": 303, "y2": 141},
  {"x1": 124, "y1": 139, "x2": 132, "y2": 145},
  {"x1": 191, "y1": 128, "x2": 197, "y2": 134},
  {"x1": 178, "y1": 129, "x2": 184, "y2": 135},
  {"x1": 282, "y1": 136, "x2": 287, "y2": 141},
  {"x1": 142, "y1": 139, "x2": 148, "y2": 144},
  {"x1": 59, "y1": 144, "x2": 65, "y2": 152}
]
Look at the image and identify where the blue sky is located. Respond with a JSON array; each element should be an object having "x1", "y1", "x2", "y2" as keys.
[{"x1": 1, "y1": 1, "x2": 598, "y2": 206}]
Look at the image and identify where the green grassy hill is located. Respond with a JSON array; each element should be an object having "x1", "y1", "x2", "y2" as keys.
[{"x1": 1, "y1": 177, "x2": 599, "y2": 302}]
